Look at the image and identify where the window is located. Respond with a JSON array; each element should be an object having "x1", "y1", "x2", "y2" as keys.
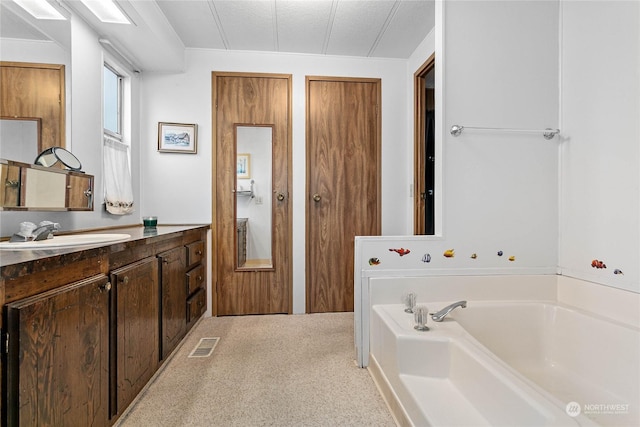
[
  {"x1": 103, "y1": 64, "x2": 123, "y2": 139},
  {"x1": 102, "y1": 61, "x2": 133, "y2": 214}
]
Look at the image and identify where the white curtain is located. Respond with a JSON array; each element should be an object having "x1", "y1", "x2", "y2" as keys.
[{"x1": 103, "y1": 135, "x2": 134, "y2": 215}]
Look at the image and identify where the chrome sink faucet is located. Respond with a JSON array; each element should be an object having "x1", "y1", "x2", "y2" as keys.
[
  {"x1": 431, "y1": 300, "x2": 467, "y2": 322},
  {"x1": 9, "y1": 221, "x2": 61, "y2": 242},
  {"x1": 32, "y1": 222, "x2": 61, "y2": 240}
]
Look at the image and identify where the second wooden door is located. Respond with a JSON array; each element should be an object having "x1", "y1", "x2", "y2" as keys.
[{"x1": 306, "y1": 76, "x2": 381, "y2": 313}]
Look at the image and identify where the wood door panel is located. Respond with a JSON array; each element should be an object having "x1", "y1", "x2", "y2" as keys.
[
  {"x1": 111, "y1": 257, "x2": 159, "y2": 415},
  {"x1": 306, "y1": 77, "x2": 381, "y2": 313},
  {"x1": 6, "y1": 275, "x2": 110, "y2": 427},
  {"x1": 214, "y1": 73, "x2": 291, "y2": 315},
  {"x1": 1, "y1": 62, "x2": 65, "y2": 152},
  {"x1": 159, "y1": 247, "x2": 187, "y2": 357}
]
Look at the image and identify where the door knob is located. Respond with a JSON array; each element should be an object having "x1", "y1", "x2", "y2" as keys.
[
  {"x1": 99, "y1": 282, "x2": 112, "y2": 292},
  {"x1": 276, "y1": 193, "x2": 285, "y2": 201},
  {"x1": 313, "y1": 193, "x2": 321, "y2": 202}
]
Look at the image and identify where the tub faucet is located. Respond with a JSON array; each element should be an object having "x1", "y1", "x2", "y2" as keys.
[{"x1": 431, "y1": 300, "x2": 467, "y2": 322}]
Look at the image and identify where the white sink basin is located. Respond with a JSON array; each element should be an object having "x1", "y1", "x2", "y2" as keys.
[{"x1": 0, "y1": 233, "x2": 131, "y2": 250}]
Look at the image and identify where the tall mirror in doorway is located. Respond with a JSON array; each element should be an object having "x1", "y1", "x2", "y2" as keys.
[{"x1": 235, "y1": 125, "x2": 274, "y2": 270}]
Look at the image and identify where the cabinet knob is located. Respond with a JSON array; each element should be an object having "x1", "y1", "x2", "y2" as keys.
[
  {"x1": 120, "y1": 276, "x2": 129, "y2": 284},
  {"x1": 313, "y1": 193, "x2": 321, "y2": 202},
  {"x1": 99, "y1": 282, "x2": 112, "y2": 292},
  {"x1": 197, "y1": 276, "x2": 203, "y2": 281},
  {"x1": 196, "y1": 250, "x2": 202, "y2": 255}
]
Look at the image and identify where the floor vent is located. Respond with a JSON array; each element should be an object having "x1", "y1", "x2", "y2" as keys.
[{"x1": 188, "y1": 337, "x2": 219, "y2": 358}]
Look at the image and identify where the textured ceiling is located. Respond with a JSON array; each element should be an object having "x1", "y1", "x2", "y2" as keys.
[
  {"x1": 0, "y1": 0, "x2": 435, "y2": 71},
  {"x1": 157, "y1": 0, "x2": 435, "y2": 58}
]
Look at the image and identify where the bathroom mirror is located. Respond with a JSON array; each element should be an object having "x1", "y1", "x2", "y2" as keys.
[{"x1": 235, "y1": 125, "x2": 274, "y2": 270}]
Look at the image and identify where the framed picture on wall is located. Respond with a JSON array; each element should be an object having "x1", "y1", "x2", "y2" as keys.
[
  {"x1": 158, "y1": 122, "x2": 197, "y2": 153},
  {"x1": 237, "y1": 153, "x2": 251, "y2": 179}
]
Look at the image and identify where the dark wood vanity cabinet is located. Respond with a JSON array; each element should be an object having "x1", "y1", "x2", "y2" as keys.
[
  {"x1": 5, "y1": 274, "x2": 111, "y2": 427},
  {"x1": 0, "y1": 225, "x2": 209, "y2": 426},
  {"x1": 110, "y1": 257, "x2": 159, "y2": 417},
  {"x1": 158, "y1": 246, "x2": 187, "y2": 359}
]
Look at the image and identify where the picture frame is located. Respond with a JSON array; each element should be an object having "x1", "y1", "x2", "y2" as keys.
[
  {"x1": 237, "y1": 153, "x2": 251, "y2": 179},
  {"x1": 158, "y1": 122, "x2": 197, "y2": 153}
]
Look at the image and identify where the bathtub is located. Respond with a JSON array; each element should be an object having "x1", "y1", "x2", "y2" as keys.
[{"x1": 369, "y1": 302, "x2": 639, "y2": 426}]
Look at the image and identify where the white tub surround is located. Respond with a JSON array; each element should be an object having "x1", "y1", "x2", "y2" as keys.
[
  {"x1": 356, "y1": 274, "x2": 558, "y2": 368},
  {"x1": 370, "y1": 301, "x2": 638, "y2": 426}
]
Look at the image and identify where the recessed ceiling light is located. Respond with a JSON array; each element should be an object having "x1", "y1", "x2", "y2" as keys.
[
  {"x1": 13, "y1": 0, "x2": 66, "y2": 20},
  {"x1": 80, "y1": 0, "x2": 130, "y2": 24}
]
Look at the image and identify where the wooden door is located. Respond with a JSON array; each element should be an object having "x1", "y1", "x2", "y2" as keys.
[
  {"x1": 111, "y1": 257, "x2": 159, "y2": 417},
  {"x1": 1, "y1": 62, "x2": 65, "y2": 152},
  {"x1": 306, "y1": 77, "x2": 381, "y2": 313},
  {"x1": 213, "y1": 72, "x2": 291, "y2": 315},
  {"x1": 5, "y1": 275, "x2": 110, "y2": 427}
]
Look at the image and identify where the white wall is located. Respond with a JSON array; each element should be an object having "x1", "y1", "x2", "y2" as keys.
[
  {"x1": 441, "y1": 0, "x2": 559, "y2": 266},
  {"x1": 355, "y1": 0, "x2": 639, "y2": 305},
  {"x1": 559, "y1": 0, "x2": 640, "y2": 292},
  {"x1": 140, "y1": 49, "x2": 408, "y2": 313}
]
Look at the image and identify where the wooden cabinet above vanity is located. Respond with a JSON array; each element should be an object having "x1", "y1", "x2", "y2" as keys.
[
  {"x1": 0, "y1": 225, "x2": 209, "y2": 426},
  {"x1": 0, "y1": 159, "x2": 94, "y2": 211}
]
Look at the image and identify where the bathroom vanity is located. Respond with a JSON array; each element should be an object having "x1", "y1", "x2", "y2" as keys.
[{"x1": 0, "y1": 224, "x2": 209, "y2": 426}]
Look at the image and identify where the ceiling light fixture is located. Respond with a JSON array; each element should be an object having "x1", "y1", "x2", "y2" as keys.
[
  {"x1": 80, "y1": 0, "x2": 130, "y2": 24},
  {"x1": 12, "y1": 0, "x2": 66, "y2": 20}
]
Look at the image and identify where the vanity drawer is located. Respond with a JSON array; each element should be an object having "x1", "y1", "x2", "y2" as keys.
[
  {"x1": 186, "y1": 264, "x2": 204, "y2": 295},
  {"x1": 186, "y1": 240, "x2": 204, "y2": 267},
  {"x1": 187, "y1": 287, "x2": 206, "y2": 323}
]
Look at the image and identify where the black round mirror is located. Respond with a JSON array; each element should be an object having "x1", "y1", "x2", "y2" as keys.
[{"x1": 34, "y1": 147, "x2": 82, "y2": 171}]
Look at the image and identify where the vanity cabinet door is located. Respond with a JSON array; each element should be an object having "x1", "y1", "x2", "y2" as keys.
[
  {"x1": 110, "y1": 257, "x2": 159, "y2": 417},
  {"x1": 5, "y1": 275, "x2": 110, "y2": 427},
  {"x1": 158, "y1": 246, "x2": 187, "y2": 359}
]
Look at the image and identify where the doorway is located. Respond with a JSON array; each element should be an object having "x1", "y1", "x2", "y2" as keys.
[
  {"x1": 213, "y1": 72, "x2": 292, "y2": 315},
  {"x1": 414, "y1": 55, "x2": 436, "y2": 235},
  {"x1": 306, "y1": 76, "x2": 381, "y2": 313}
]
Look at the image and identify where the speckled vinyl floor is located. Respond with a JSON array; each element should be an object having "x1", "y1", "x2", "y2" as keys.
[{"x1": 116, "y1": 313, "x2": 396, "y2": 427}]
